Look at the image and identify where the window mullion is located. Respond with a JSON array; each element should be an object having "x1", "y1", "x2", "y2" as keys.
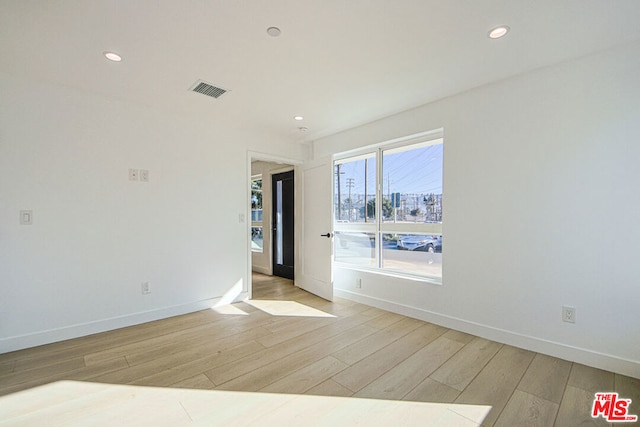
[{"x1": 376, "y1": 148, "x2": 383, "y2": 268}]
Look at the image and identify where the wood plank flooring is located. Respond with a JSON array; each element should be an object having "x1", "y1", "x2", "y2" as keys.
[{"x1": 1, "y1": 273, "x2": 638, "y2": 426}]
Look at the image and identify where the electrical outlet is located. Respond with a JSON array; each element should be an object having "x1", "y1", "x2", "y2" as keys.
[
  {"x1": 562, "y1": 306, "x2": 576, "y2": 323},
  {"x1": 356, "y1": 278, "x2": 362, "y2": 289},
  {"x1": 141, "y1": 282, "x2": 151, "y2": 294},
  {"x1": 140, "y1": 169, "x2": 149, "y2": 182}
]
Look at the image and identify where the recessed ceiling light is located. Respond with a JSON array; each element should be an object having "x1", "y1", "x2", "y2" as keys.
[
  {"x1": 294, "y1": 115, "x2": 304, "y2": 121},
  {"x1": 103, "y1": 51, "x2": 122, "y2": 62},
  {"x1": 267, "y1": 27, "x2": 281, "y2": 37},
  {"x1": 488, "y1": 26, "x2": 510, "y2": 39}
]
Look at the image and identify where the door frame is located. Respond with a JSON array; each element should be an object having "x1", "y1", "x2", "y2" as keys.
[{"x1": 247, "y1": 151, "x2": 302, "y2": 299}]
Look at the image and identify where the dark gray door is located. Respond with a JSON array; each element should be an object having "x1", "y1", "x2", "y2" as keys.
[{"x1": 272, "y1": 171, "x2": 294, "y2": 279}]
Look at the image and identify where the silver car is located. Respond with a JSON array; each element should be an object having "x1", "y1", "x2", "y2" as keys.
[{"x1": 397, "y1": 235, "x2": 441, "y2": 252}]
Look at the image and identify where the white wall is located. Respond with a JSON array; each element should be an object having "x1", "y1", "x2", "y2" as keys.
[
  {"x1": 315, "y1": 41, "x2": 640, "y2": 378},
  {"x1": 0, "y1": 73, "x2": 308, "y2": 353}
]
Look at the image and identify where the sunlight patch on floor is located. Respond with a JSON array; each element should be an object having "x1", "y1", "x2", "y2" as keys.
[
  {"x1": 246, "y1": 300, "x2": 336, "y2": 318},
  {"x1": 214, "y1": 278, "x2": 244, "y2": 307},
  {"x1": 0, "y1": 381, "x2": 491, "y2": 426},
  {"x1": 210, "y1": 304, "x2": 249, "y2": 316}
]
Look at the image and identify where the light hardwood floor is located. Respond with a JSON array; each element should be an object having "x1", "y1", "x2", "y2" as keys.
[{"x1": 0, "y1": 273, "x2": 638, "y2": 426}]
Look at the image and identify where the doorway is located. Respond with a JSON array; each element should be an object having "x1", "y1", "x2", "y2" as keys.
[
  {"x1": 272, "y1": 170, "x2": 294, "y2": 279},
  {"x1": 248, "y1": 153, "x2": 332, "y2": 301}
]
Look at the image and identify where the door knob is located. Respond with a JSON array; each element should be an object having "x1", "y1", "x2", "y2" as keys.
[{"x1": 320, "y1": 233, "x2": 332, "y2": 238}]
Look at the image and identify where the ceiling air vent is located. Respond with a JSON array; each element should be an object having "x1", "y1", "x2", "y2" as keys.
[{"x1": 190, "y1": 80, "x2": 229, "y2": 99}]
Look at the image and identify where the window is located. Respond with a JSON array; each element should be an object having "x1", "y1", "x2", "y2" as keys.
[
  {"x1": 334, "y1": 153, "x2": 376, "y2": 223},
  {"x1": 251, "y1": 176, "x2": 263, "y2": 252},
  {"x1": 333, "y1": 134, "x2": 443, "y2": 282}
]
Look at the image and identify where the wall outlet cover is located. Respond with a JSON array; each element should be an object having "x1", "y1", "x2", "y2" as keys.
[
  {"x1": 141, "y1": 282, "x2": 151, "y2": 294},
  {"x1": 562, "y1": 306, "x2": 576, "y2": 323}
]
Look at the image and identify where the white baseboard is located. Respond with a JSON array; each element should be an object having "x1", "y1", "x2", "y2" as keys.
[
  {"x1": 0, "y1": 292, "x2": 249, "y2": 354},
  {"x1": 251, "y1": 265, "x2": 271, "y2": 275},
  {"x1": 335, "y1": 289, "x2": 640, "y2": 379}
]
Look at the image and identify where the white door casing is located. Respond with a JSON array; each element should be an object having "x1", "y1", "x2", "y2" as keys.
[{"x1": 295, "y1": 156, "x2": 333, "y2": 301}]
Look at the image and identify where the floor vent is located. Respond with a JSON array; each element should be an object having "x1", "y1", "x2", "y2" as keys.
[{"x1": 190, "y1": 80, "x2": 228, "y2": 99}]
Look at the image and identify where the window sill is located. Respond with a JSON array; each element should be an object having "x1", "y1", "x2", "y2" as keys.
[{"x1": 333, "y1": 262, "x2": 443, "y2": 286}]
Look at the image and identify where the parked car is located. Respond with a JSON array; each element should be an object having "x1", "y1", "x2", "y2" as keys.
[{"x1": 397, "y1": 235, "x2": 442, "y2": 252}]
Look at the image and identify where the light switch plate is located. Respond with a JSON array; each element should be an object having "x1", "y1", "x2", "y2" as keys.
[
  {"x1": 129, "y1": 169, "x2": 139, "y2": 181},
  {"x1": 20, "y1": 210, "x2": 33, "y2": 225}
]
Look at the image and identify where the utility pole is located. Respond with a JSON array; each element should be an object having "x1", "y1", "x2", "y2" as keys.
[
  {"x1": 387, "y1": 173, "x2": 391, "y2": 200},
  {"x1": 346, "y1": 178, "x2": 355, "y2": 222},
  {"x1": 335, "y1": 164, "x2": 345, "y2": 220}
]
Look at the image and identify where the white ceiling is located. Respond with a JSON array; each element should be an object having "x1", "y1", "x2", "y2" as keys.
[{"x1": 2, "y1": 0, "x2": 640, "y2": 144}]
